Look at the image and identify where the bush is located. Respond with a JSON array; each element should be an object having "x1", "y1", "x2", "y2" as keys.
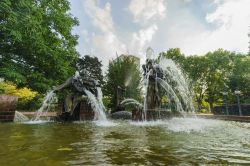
[{"x1": 0, "y1": 81, "x2": 39, "y2": 111}]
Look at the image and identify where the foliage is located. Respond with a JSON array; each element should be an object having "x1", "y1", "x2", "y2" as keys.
[
  {"x1": 102, "y1": 96, "x2": 111, "y2": 111},
  {"x1": 0, "y1": 0, "x2": 79, "y2": 93},
  {"x1": 159, "y1": 48, "x2": 185, "y2": 66},
  {"x1": 159, "y1": 48, "x2": 250, "y2": 112},
  {"x1": 0, "y1": 81, "x2": 41, "y2": 110},
  {"x1": 228, "y1": 55, "x2": 250, "y2": 103},
  {"x1": 104, "y1": 56, "x2": 141, "y2": 110},
  {"x1": 182, "y1": 55, "x2": 208, "y2": 111},
  {"x1": 202, "y1": 49, "x2": 234, "y2": 110},
  {"x1": 0, "y1": 81, "x2": 37, "y2": 100},
  {"x1": 77, "y1": 55, "x2": 104, "y2": 86}
]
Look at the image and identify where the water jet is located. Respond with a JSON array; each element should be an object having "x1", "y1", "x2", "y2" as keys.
[{"x1": 121, "y1": 48, "x2": 195, "y2": 121}]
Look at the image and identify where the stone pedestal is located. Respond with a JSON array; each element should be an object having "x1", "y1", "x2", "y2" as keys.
[
  {"x1": 79, "y1": 100, "x2": 95, "y2": 120},
  {"x1": 0, "y1": 95, "x2": 18, "y2": 122},
  {"x1": 132, "y1": 109, "x2": 177, "y2": 121},
  {"x1": 57, "y1": 99, "x2": 94, "y2": 121}
]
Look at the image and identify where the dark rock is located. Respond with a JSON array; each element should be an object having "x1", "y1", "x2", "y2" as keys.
[{"x1": 111, "y1": 111, "x2": 132, "y2": 120}]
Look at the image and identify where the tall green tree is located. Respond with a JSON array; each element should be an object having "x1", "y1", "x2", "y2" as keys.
[
  {"x1": 202, "y1": 49, "x2": 234, "y2": 111},
  {"x1": 158, "y1": 48, "x2": 250, "y2": 112},
  {"x1": 77, "y1": 55, "x2": 104, "y2": 86},
  {"x1": 183, "y1": 49, "x2": 234, "y2": 111},
  {"x1": 158, "y1": 48, "x2": 185, "y2": 66},
  {"x1": 182, "y1": 55, "x2": 208, "y2": 111},
  {"x1": 248, "y1": 26, "x2": 250, "y2": 54},
  {"x1": 228, "y1": 55, "x2": 250, "y2": 103},
  {"x1": 104, "y1": 56, "x2": 141, "y2": 110},
  {"x1": 0, "y1": 0, "x2": 79, "y2": 93}
]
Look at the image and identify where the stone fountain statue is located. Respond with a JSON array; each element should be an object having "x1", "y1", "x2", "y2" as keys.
[
  {"x1": 142, "y1": 47, "x2": 164, "y2": 110},
  {"x1": 142, "y1": 59, "x2": 163, "y2": 110},
  {"x1": 131, "y1": 47, "x2": 191, "y2": 121},
  {"x1": 54, "y1": 71, "x2": 100, "y2": 121}
]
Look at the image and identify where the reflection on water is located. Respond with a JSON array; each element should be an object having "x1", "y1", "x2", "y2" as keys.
[{"x1": 0, "y1": 118, "x2": 250, "y2": 165}]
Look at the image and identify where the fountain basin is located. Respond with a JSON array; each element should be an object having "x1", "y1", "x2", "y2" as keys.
[
  {"x1": 196, "y1": 114, "x2": 250, "y2": 123},
  {"x1": 1, "y1": 118, "x2": 250, "y2": 165},
  {"x1": 0, "y1": 95, "x2": 18, "y2": 122},
  {"x1": 132, "y1": 109, "x2": 181, "y2": 121}
]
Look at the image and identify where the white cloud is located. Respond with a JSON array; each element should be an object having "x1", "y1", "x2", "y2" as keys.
[
  {"x1": 130, "y1": 24, "x2": 158, "y2": 54},
  {"x1": 127, "y1": 0, "x2": 167, "y2": 58},
  {"x1": 78, "y1": 0, "x2": 250, "y2": 69},
  {"x1": 159, "y1": 0, "x2": 250, "y2": 55},
  {"x1": 84, "y1": 0, "x2": 114, "y2": 33},
  {"x1": 202, "y1": 0, "x2": 250, "y2": 53},
  {"x1": 129, "y1": 0, "x2": 166, "y2": 23},
  {"x1": 83, "y1": 0, "x2": 126, "y2": 66},
  {"x1": 183, "y1": 0, "x2": 192, "y2": 3},
  {"x1": 82, "y1": 0, "x2": 167, "y2": 66},
  {"x1": 80, "y1": 29, "x2": 89, "y2": 42}
]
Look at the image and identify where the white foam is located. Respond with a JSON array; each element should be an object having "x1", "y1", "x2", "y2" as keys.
[
  {"x1": 94, "y1": 120, "x2": 118, "y2": 127},
  {"x1": 129, "y1": 117, "x2": 223, "y2": 132},
  {"x1": 23, "y1": 120, "x2": 52, "y2": 124},
  {"x1": 165, "y1": 117, "x2": 223, "y2": 133},
  {"x1": 130, "y1": 120, "x2": 166, "y2": 126}
]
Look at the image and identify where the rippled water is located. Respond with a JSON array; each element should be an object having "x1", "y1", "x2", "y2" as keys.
[{"x1": 1, "y1": 118, "x2": 250, "y2": 165}]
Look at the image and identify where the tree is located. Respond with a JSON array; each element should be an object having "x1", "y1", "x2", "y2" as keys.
[
  {"x1": 228, "y1": 55, "x2": 250, "y2": 103},
  {"x1": 182, "y1": 55, "x2": 208, "y2": 111},
  {"x1": 77, "y1": 55, "x2": 104, "y2": 86},
  {"x1": 248, "y1": 26, "x2": 250, "y2": 54},
  {"x1": 158, "y1": 48, "x2": 185, "y2": 66},
  {"x1": 204, "y1": 49, "x2": 235, "y2": 111},
  {"x1": 104, "y1": 56, "x2": 141, "y2": 110},
  {"x1": 158, "y1": 48, "x2": 250, "y2": 112},
  {"x1": 182, "y1": 49, "x2": 239, "y2": 112},
  {"x1": 0, "y1": 0, "x2": 79, "y2": 93}
]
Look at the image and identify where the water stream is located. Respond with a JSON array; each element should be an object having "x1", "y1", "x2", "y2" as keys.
[
  {"x1": 13, "y1": 111, "x2": 29, "y2": 122},
  {"x1": 157, "y1": 77, "x2": 184, "y2": 112},
  {"x1": 33, "y1": 91, "x2": 56, "y2": 121},
  {"x1": 84, "y1": 89, "x2": 107, "y2": 121},
  {"x1": 159, "y1": 58, "x2": 195, "y2": 112},
  {"x1": 120, "y1": 98, "x2": 143, "y2": 108},
  {"x1": 143, "y1": 71, "x2": 150, "y2": 120}
]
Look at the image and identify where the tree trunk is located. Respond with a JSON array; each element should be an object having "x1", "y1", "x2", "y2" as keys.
[{"x1": 208, "y1": 97, "x2": 214, "y2": 113}]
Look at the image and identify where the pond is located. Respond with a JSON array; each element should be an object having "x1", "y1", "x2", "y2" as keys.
[{"x1": 0, "y1": 118, "x2": 250, "y2": 165}]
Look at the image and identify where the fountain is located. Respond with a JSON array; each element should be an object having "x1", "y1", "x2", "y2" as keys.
[
  {"x1": 33, "y1": 47, "x2": 194, "y2": 122},
  {"x1": 33, "y1": 70, "x2": 107, "y2": 122},
  {"x1": 14, "y1": 111, "x2": 29, "y2": 122},
  {"x1": 2, "y1": 51, "x2": 250, "y2": 165},
  {"x1": 121, "y1": 47, "x2": 195, "y2": 121}
]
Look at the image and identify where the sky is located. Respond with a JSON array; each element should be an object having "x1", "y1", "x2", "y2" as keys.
[{"x1": 69, "y1": 0, "x2": 250, "y2": 67}]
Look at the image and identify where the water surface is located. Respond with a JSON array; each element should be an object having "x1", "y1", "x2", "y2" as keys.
[{"x1": 1, "y1": 118, "x2": 250, "y2": 165}]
